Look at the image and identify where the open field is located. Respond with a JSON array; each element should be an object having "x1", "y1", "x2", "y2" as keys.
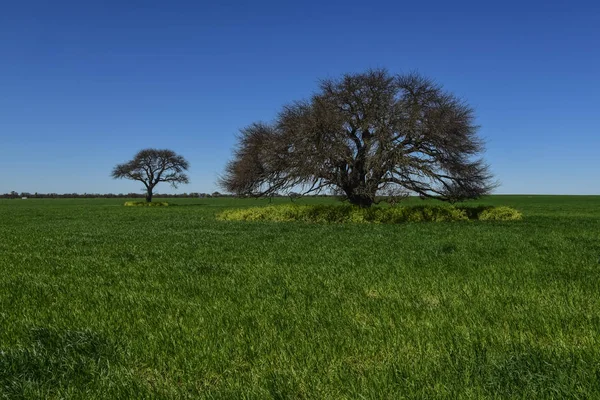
[{"x1": 1, "y1": 196, "x2": 599, "y2": 399}]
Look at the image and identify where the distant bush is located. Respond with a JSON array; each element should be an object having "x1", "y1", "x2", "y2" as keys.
[
  {"x1": 124, "y1": 201, "x2": 169, "y2": 207},
  {"x1": 217, "y1": 204, "x2": 522, "y2": 223},
  {"x1": 478, "y1": 206, "x2": 523, "y2": 221}
]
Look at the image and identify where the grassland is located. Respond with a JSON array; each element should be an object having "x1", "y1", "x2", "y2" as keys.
[{"x1": 1, "y1": 196, "x2": 599, "y2": 399}]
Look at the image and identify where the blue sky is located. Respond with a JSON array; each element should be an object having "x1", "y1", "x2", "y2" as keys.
[{"x1": 1, "y1": 1, "x2": 598, "y2": 195}]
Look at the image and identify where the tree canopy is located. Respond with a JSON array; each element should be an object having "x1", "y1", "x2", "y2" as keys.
[
  {"x1": 220, "y1": 69, "x2": 496, "y2": 207},
  {"x1": 112, "y1": 148, "x2": 190, "y2": 202}
]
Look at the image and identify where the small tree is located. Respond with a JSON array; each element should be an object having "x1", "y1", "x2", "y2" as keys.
[
  {"x1": 112, "y1": 149, "x2": 190, "y2": 202},
  {"x1": 220, "y1": 69, "x2": 496, "y2": 207}
]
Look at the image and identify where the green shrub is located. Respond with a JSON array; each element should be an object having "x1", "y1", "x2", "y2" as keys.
[
  {"x1": 478, "y1": 206, "x2": 523, "y2": 221},
  {"x1": 124, "y1": 201, "x2": 169, "y2": 207},
  {"x1": 217, "y1": 204, "x2": 521, "y2": 224}
]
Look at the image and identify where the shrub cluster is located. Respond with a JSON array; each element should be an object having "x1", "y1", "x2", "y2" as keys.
[
  {"x1": 478, "y1": 206, "x2": 523, "y2": 221},
  {"x1": 124, "y1": 201, "x2": 169, "y2": 207},
  {"x1": 217, "y1": 204, "x2": 522, "y2": 223}
]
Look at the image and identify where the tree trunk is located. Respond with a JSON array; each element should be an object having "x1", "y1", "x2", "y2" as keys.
[
  {"x1": 347, "y1": 193, "x2": 374, "y2": 208},
  {"x1": 145, "y1": 188, "x2": 153, "y2": 203}
]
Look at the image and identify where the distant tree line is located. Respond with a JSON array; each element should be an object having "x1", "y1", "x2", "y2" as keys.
[
  {"x1": 0, "y1": 191, "x2": 335, "y2": 199},
  {"x1": 0, "y1": 191, "x2": 228, "y2": 199}
]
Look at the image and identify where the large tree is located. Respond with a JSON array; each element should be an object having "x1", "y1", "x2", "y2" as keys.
[
  {"x1": 220, "y1": 69, "x2": 496, "y2": 207},
  {"x1": 112, "y1": 149, "x2": 190, "y2": 202}
]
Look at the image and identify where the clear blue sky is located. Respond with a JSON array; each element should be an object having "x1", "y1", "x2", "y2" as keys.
[{"x1": 1, "y1": 1, "x2": 598, "y2": 195}]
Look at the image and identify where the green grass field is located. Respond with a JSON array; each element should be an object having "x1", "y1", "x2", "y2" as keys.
[{"x1": 1, "y1": 196, "x2": 599, "y2": 399}]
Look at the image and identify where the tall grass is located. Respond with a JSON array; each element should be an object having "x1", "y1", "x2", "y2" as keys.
[{"x1": 0, "y1": 196, "x2": 598, "y2": 398}]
